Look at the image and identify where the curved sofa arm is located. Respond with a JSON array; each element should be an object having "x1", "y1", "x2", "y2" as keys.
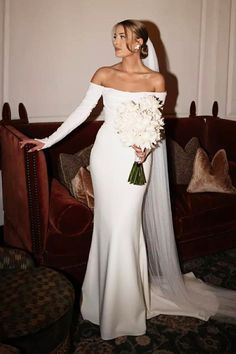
[{"x1": 49, "y1": 178, "x2": 93, "y2": 236}]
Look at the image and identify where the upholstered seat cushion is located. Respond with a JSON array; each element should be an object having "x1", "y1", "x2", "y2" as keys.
[
  {"x1": 0, "y1": 267, "x2": 74, "y2": 341},
  {"x1": 172, "y1": 185, "x2": 236, "y2": 240}
]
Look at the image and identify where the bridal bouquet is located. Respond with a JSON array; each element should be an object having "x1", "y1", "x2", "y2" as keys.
[{"x1": 115, "y1": 96, "x2": 164, "y2": 185}]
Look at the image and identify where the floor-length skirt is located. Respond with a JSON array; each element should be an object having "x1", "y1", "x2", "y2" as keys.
[{"x1": 81, "y1": 122, "x2": 152, "y2": 339}]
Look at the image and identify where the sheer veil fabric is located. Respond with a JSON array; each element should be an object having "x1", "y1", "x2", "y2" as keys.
[
  {"x1": 143, "y1": 38, "x2": 159, "y2": 71},
  {"x1": 142, "y1": 39, "x2": 236, "y2": 322}
]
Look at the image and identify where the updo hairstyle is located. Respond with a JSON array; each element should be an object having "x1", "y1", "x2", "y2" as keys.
[{"x1": 114, "y1": 19, "x2": 148, "y2": 59}]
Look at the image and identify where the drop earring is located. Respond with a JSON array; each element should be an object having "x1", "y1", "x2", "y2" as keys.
[{"x1": 135, "y1": 44, "x2": 140, "y2": 50}]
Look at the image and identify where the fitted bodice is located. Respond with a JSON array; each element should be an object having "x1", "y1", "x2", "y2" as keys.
[{"x1": 98, "y1": 84, "x2": 167, "y2": 125}]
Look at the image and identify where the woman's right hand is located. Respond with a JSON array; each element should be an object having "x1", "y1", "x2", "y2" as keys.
[{"x1": 19, "y1": 139, "x2": 45, "y2": 152}]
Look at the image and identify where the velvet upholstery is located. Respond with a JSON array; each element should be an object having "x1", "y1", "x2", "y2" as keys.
[
  {"x1": 1, "y1": 121, "x2": 102, "y2": 284},
  {"x1": 165, "y1": 117, "x2": 207, "y2": 149},
  {"x1": 172, "y1": 185, "x2": 236, "y2": 258},
  {"x1": 165, "y1": 117, "x2": 236, "y2": 260},
  {"x1": 49, "y1": 178, "x2": 93, "y2": 235},
  {"x1": 1, "y1": 127, "x2": 49, "y2": 255},
  {"x1": 206, "y1": 118, "x2": 236, "y2": 161},
  {"x1": 1, "y1": 116, "x2": 236, "y2": 282}
]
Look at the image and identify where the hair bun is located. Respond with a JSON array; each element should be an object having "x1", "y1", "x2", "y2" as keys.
[{"x1": 140, "y1": 43, "x2": 148, "y2": 59}]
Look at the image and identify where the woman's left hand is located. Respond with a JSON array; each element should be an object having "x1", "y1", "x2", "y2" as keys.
[{"x1": 132, "y1": 145, "x2": 149, "y2": 163}]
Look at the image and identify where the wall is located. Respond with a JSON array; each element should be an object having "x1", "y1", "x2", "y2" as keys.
[
  {"x1": 0, "y1": 0, "x2": 235, "y2": 122},
  {"x1": 0, "y1": 0, "x2": 236, "y2": 225}
]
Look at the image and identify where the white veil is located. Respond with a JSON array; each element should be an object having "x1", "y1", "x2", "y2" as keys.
[
  {"x1": 142, "y1": 39, "x2": 236, "y2": 322},
  {"x1": 143, "y1": 38, "x2": 159, "y2": 71}
]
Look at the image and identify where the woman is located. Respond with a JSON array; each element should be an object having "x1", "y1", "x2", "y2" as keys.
[{"x1": 20, "y1": 19, "x2": 236, "y2": 340}]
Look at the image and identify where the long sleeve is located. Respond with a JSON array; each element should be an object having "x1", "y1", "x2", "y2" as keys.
[{"x1": 37, "y1": 82, "x2": 103, "y2": 149}]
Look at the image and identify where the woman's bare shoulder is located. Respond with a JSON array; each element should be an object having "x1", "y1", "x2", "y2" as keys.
[
  {"x1": 91, "y1": 66, "x2": 117, "y2": 85},
  {"x1": 150, "y1": 71, "x2": 165, "y2": 92}
]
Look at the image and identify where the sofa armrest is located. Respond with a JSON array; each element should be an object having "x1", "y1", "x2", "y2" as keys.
[
  {"x1": 1, "y1": 125, "x2": 49, "y2": 259},
  {"x1": 49, "y1": 178, "x2": 93, "y2": 236}
]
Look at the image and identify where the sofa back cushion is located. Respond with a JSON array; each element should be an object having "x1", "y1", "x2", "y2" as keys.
[
  {"x1": 16, "y1": 121, "x2": 103, "y2": 179},
  {"x1": 206, "y1": 118, "x2": 236, "y2": 161},
  {"x1": 165, "y1": 117, "x2": 207, "y2": 148},
  {"x1": 206, "y1": 118, "x2": 236, "y2": 185},
  {"x1": 167, "y1": 137, "x2": 200, "y2": 185},
  {"x1": 165, "y1": 117, "x2": 207, "y2": 186}
]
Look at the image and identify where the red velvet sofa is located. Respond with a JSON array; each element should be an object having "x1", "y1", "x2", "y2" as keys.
[
  {"x1": 165, "y1": 116, "x2": 236, "y2": 259},
  {"x1": 1, "y1": 116, "x2": 236, "y2": 284},
  {"x1": 1, "y1": 121, "x2": 102, "y2": 285}
]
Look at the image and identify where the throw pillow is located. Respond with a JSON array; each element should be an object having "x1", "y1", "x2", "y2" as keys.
[
  {"x1": 58, "y1": 144, "x2": 93, "y2": 194},
  {"x1": 71, "y1": 167, "x2": 94, "y2": 209},
  {"x1": 187, "y1": 148, "x2": 236, "y2": 193},
  {"x1": 167, "y1": 137, "x2": 200, "y2": 185}
]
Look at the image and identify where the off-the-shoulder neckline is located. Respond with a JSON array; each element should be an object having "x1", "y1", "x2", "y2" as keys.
[{"x1": 90, "y1": 82, "x2": 166, "y2": 94}]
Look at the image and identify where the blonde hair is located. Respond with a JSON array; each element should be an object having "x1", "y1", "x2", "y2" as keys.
[{"x1": 114, "y1": 19, "x2": 148, "y2": 59}]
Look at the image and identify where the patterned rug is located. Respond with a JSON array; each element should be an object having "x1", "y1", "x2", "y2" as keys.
[{"x1": 72, "y1": 248, "x2": 236, "y2": 354}]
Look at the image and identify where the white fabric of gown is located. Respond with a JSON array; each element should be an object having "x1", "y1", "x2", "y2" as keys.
[{"x1": 80, "y1": 86, "x2": 191, "y2": 339}]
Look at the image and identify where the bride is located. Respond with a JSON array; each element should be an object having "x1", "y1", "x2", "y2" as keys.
[{"x1": 20, "y1": 19, "x2": 236, "y2": 340}]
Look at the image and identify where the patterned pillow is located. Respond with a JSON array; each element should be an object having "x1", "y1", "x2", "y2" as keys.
[
  {"x1": 187, "y1": 148, "x2": 236, "y2": 193},
  {"x1": 58, "y1": 145, "x2": 93, "y2": 194},
  {"x1": 168, "y1": 137, "x2": 200, "y2": 185},
  {"x1": 71, "y1": 167, "x2": 94, "y2": 209}
]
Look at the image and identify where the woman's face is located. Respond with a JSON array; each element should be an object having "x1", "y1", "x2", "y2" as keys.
[{"x1": 112, "y1": 25, "x2": 137, "y2": 58}]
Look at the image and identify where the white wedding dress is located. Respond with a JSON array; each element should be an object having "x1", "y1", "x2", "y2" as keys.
[
  {"x1": 39, "y1": 82, "x2": 236, "y2": 341},
  {"x1": 81, "y1": 86, "x2": 166, "y2": 339}
]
